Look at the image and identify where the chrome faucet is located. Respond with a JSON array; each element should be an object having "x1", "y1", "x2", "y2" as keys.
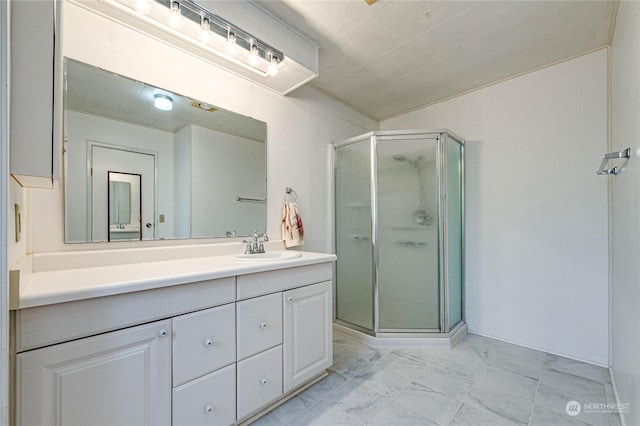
[{"x1": 242, "y1": 230, "x2": 269, "y2": 254}]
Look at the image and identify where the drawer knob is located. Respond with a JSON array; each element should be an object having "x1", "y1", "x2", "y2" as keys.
[
  {"x1": 287, "y1": 297, "x2": 293, "y2": 303},
  {"x1": 260, "y1": 378, "x2": 267, "y2": 385},
  {"x1": 204, "y1": 405, "x2": 213, "y2": 413},
  {"x1": 260, "y1": 322, "x2": 267, "y2": 329},
  {"x1": 204, "y1": 339, "x2": 213, "y2": 347},
  {"x1": 159, "y1": 329, "x2": 168, "y2": 337}
]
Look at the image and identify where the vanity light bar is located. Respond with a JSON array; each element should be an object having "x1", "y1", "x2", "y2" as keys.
[
  {"x1": 107, "y1": 0, "x2": 285, "y2": 76},
  {"x1": 174, "y1": 0, "x2": 284, "y2": 64}
]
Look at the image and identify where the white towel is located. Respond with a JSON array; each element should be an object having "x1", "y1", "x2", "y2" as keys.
[{"x1": 282, "y1": 202, "x2": 304, "y2": 248}]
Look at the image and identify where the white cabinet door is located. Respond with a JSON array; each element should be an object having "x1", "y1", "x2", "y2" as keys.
[
  {"x1": 16, "y1": 319, "x2": 172, "y2": 426},
  {"x1": 9, "y1": 0, "x2": 61, "y2": 188},
  {"x1": 283, "y1": 281, "x2": 333, "y2": 393}
]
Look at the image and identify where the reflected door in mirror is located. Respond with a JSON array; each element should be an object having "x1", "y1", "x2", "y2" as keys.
[{"x1": 90, "y1": 145, "x2": 155, "y2": 242}]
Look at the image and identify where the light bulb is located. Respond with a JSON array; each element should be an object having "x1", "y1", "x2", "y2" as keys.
[
  {"x1": 133, "y1": 0, "x2": 151, "y2": 14},
  {"x1": 199, "y1": 17, "x2": 212, "y2": 43},
  {"x1": 267, "y1": 55, "x2": 279, "y2": 77},
  {"x1": 225, "y1": 31, "x2": 238, "y2": 56},
  {"x1": 154, "y1": 94, "x2": 173, "y2": 111},
  {"x1": 248, "y1": 44, "x2": 260, "y2": 67},
  {"x1": 166, "y1": 1, "x2": 183, "y2": 29}
]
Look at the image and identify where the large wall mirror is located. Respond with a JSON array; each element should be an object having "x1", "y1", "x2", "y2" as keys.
[{"x1": 64, "y1": 58, "x2": 267, "y2": 243}]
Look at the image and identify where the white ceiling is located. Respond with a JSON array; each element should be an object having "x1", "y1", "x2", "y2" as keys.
[
  {"x1": 254, "y1": 0, "x2": 618, "y2": 120},
  {"x1": 65, "y1": 59, "x2": 267, "y2": 142}
]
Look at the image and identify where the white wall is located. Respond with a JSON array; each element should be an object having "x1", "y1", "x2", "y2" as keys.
[
  {"x1": 64, "y1": 110, "x2": 175, "y2": 241},
  {"x1": 610, "y1": 2, "x2": 640, "y2": 423},
  {"x1": 382, "y1": 50, "x2": 609, "y2": 365},
  {"x1": 27, "y1": 1, "x2": 376, "y2": 254}
]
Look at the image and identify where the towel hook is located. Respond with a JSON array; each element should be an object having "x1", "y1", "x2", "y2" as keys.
[{"x1": 285, "y1": 187, "x2": 298, "y2": 203}]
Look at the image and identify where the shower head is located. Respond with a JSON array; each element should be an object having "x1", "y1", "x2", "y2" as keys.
[{"x1": 392, "y1": 154, "x2": 423, "y2": 168}]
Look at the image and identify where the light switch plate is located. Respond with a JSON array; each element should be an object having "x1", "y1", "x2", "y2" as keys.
[
  {"x1": 14, "y1": 204, "x2": 21, "y2": 242},
  {"x1": 159, "y1": 214, "x2": 165, "y2": 223}
]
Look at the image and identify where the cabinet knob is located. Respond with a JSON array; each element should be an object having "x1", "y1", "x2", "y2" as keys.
[
  {"x1": 260, "y1": 378, "x2": 267, "y2": 385},
  {"x1": 259, "y1": 322, "x2": 267, "y2": 329},
  {"x1": 287, "y1": 297, "x2": 293, "y2": 303},
  {"x1": 159, "y1": 329, "x2": 168, "y2": 337},
  {"x1": 204, "y1": 405, "x2": 213, "y2": 413},
  {"x1": 204, "y1": 338, "x2": 213, "y2": 347}
]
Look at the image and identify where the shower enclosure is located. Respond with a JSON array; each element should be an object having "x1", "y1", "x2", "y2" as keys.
[{"x1": 334, "y1": 130, "x2": 464, "y2": 338}]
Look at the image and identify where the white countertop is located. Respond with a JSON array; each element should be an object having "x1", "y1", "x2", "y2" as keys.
[{"x1": 17, "y1": 251, "x2": 336, "y2": 310}]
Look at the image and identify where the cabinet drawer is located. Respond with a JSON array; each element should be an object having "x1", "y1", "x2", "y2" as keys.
[
  {"x1": 237, "y1": 345, "x2": 283, "y2": 421},
  {"x1": 237, "y1": 293, "x2": 282, "y2": 360},
  {"x1": 237, "y1": 263, "x2": 332, "y2": 300},
  {"x1": 173, "y1": 303, "x2": 236, "y2": 386},
  {"x1": 173, "y1": 364, "x2": 236, "y2": 426}
]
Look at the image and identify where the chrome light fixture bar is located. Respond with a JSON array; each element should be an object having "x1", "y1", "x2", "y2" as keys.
[{"x1": 107, "y1": 0, "x2": 285, "y2": 76}]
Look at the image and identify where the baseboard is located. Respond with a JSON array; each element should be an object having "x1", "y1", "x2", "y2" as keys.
[
  {"x1": 468, "y1": 329, "x2": 608, "y2": 368},
  {"x1": 609, "y1": 367, "x2": 627, "y2": 426}
]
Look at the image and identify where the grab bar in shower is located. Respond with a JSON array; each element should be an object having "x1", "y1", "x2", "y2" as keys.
[
  {"x1": 597, "y1": 148, "x2": 631, "y2": 175},
  {"x1": 397, "y1": 240, "x2": 427, "y2": 248}
]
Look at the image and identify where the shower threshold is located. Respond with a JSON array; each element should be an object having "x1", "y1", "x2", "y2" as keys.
[{"x1": 333, "y1": 321, "x2": 467, "y2": 348}]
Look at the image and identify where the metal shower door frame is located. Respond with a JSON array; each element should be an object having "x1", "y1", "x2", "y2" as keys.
[{"x1": 333, "y1": 129, "x2": 465, "y2": 337}]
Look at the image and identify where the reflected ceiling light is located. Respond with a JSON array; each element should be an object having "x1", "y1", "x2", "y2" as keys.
[
  {"x1": 113, "y1": 0, "x2": 285, "y2": 77},
  {"x1": 154, "y1": 94, "x2": 173, "y2": 111},
  {"x1": 166, "y1": 1, "x2": 183, "y2": 29}
]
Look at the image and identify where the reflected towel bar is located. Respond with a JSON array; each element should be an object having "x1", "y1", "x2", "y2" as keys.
[
  {"x1": 235, "y1": 196, "x2": 266, "y2": 203},
  {"x1": 597, "y1": 148, "x2": 631, "y2": 176}
]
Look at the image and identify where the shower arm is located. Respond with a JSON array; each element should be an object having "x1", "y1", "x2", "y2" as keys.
[{"x1": 596, "y1": 148, "x2": 631, "y2": 176}]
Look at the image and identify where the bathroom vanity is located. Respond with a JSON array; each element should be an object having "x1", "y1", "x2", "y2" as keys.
[{"x1": 10, "y1": 249, "x2": 335, "y2": 425}]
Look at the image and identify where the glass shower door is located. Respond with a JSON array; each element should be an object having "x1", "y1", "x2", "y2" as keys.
[
  {"x1": 335, "y1": 139, "x2": 373, "y2": 332},
  {"x1": 446, "y1": 136, "x2": 464, "y2": 329},
  {"x1": 377, "y1": 135, "x2": 440, "y2": 331}
]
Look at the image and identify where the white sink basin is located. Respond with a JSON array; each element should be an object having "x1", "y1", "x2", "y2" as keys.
[{"x1": 231, "y1": 251, "x2": 302, "y2": 261}]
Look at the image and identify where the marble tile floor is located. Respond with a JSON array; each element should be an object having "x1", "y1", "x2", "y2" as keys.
[{"x1": 251, "y1": 332, "x2": 622, "y2": 426}]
